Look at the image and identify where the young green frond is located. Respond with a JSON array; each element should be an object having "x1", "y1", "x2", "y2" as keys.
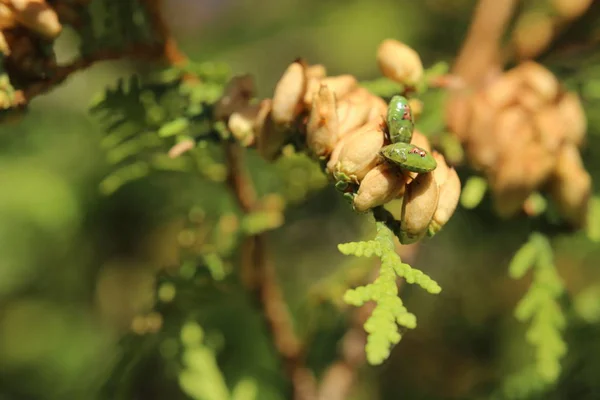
[
  {"x1": 338, "y1": 221, "x2": 441, "y2": 365},
  {"x1": 509, "y1": 233, "x2": 567, "y2": 384},
  {"x1": 240, "y1": 211, "x2": 284, "y2": 236},
  {"x1": 91, "y1": 65, "x2": 232, "y2": 194},
  {"x1": 587, "y1": 195, "x2": 600, "y2": 242},
  {"x1": 179, "y1": 322, "x2": 258, "y2": 400}
]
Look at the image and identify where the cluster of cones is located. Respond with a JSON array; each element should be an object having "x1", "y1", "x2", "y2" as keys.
[
  {"x1": 0, "y1": 0, "x2": 67, "y2": 107},
  {"x1": 0, "y1": 0, "x2": 62, "y2": 47},
  {"x1": 511, "y1": 0, "x2": 593, "y2": 60},
  {"x1": 447, "y1": 61, "x2": 591, "y2": 227},
  {"x1": 218, "y1": 39, "x2": 461, "y2": 243}
]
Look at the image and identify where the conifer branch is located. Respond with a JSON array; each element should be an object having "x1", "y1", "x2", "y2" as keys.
[
  {"x1": 17, "y1": 43, "x2": 163, "y2": 105},
  {"x1": 141, "y1": 2, "x2": 313, "y2": 398},
  {"x1": 5, "y1": 0, "x2": 188, "y2": 109}
]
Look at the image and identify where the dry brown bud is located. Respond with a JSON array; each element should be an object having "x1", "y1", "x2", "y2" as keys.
[
  {"x1": 483, "y1": 70, "x2": 522, "y2": 109},
  {"x1": 335, "y1": 100, "x2": 352, "y2": 122},
  {"x1": 326, "y1": 136, "x2": 345, "y2": 176},
  {"x1": 408, "y1": 98, "x2": 424, "y2": 121},
  {"x1": 337, "y1": 98, "x2": 372, "y2": 136},
  {"x1": 306, "y1": 84, "x2": 339, "y2": 157},
  {"x1": 400, "y1": 172, "x2": 439, "y2": 244},
  {"x1": 467, "y1": 92, "x2": 498, "y2": 170},
  {"x1": 430, "y1": 167, "x2": 461, "y2": 233},
  {"x1": 214, "y1": 75, "x2": 255, "y2": 120},
  {"x1": 0, "y1": 3, "x2": 17, "y2": 31},
  {"x1": 521, "y1": 143, "x2": 555, "y2": 190},
  {"x1": 557, "y1": 92, "x2": 587, "y2": 147},
  {"x1": 490, "y1": 148, "x2": 529, "y2": 207},
  {"x1": 272, "y1": 61, "x2": 306, "y2": 125},
  {"x1": 303, "y1": 78, "x2": 321, "y2": 108},
  {"x1": 491, "y1": 139, "x2": 554, "y2": 218},
  {"x1": 431, "y1": 151, "x2": 450, "y2": 187},
  {"x1": 0, "y1": 31, "x2": 9, "y2": 55},
  {"x1": 377, "y1": 39, "x2": 424, "y2": 86},
  {"x1": 321, "y1": 75, "x2": 357, "y2": 99},
  {"x1": 446, "y1": 56, "x2": 590, "y2": 225},
  {"x1": 342, "y1": 86, "x2": 370, "y2": 104},
  {"x1": 551, "y1": 0, "x2": 593, "y2": 19},
  {"x1": 255, "y1": 99, "x2": 287, "y2": 160},
  {"x1": 494, "y1": 106, "x2": 529, "y2": 150},
  {"x1": 445, "y1": 93, "x2": 471, "y2": 140},
  {"x1": 304, "y1": 75, "x2": 358, "y2": 107},
  {"x1": 512, "y1": 12, "x2": 554, "y2": 60},
  {"x1": 549, "y1": 144, "x2": 592, "y2": 227},
  {"x1": 367, "y1": 95, "x2": 388, "y2": 121},
  {"x1": 329, "y1": 123, "x2": 385, "y2": 182},
  {"x1": 9, "y1": 0, "x2": 62, "y2": 38},
  {"x1": 519, "y1": 87, "x2": 546, "y2": 112},
  {"x1": 532, "y1": 106, "x2": 566, "y2": 153},
  {"x1": 496, "y1": 139, "x2": 554, "y2": 193},
  {"x1": 518, "y1": 61, "x2": 559, "y2": 103},
  {"x1": 306, "y1": 64, "x2": 327, "y2": 79},
  {"x1": 228, "y1": 104, "x2": 260, "y2": 147},
  {"x1": 353, "y1": 164, "x2": 406, "y2": 212}
]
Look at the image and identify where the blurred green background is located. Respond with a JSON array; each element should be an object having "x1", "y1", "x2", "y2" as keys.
[{"x1": 1, "y1": 0, "x2": 600, "y2": 399}]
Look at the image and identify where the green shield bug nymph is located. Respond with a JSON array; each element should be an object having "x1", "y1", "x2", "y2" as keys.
[
  {"x1": 380, "y1": 142, "x2": 437, "y2": 173},
  {"x1": 386, "y1": 95, "x2": 414, "y2": 144}
]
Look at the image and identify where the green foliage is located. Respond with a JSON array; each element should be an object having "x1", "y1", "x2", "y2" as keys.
[
  {"x1": 505, "y1": 232, "x2": 567, "y2": 396},
  {"x1": 573, "y1": 284, "x2": 600, "y2": 324},
  {"x1": 90, "y1": 63, "x2": 231, "y2": 194},
  {"x1": 586, "y1": 195, "x2": 600, "y2": 242},
  {"x1": 460, "y1": 176, "x2": 488, "y2": 209},
  {"x1": 79, "y1": 0, "x2": 157, "y2": 55},
  {"x1": 200, "y1": 254, "x2": 227, "y2": 281},
  {"x1": 525, "y1": 192, "x2": 548, "y2": 217},
  {"x1": 338, "y1": 221, "x2": 441, "y2": 365},
  {"x1": 273, "y1": 149, "x2": 328, "y2": 205},
  {"x1": 179, "y1": 322, "x2": 258, "y2": 400},
  {"x1": 361, "y1": 78, "x2": 404, "y2": 99},
  {"x1": 434, "y1": 131, "x2": 464, "y2": 164},
  {"x1": 497, "y1": 366, "x2": 549, "y2": 400},
  {"x1": 361, "y1": 61, "x2": 449, "y2": 99},
  {"x1": 420, "y1": 61, "x2": 450, "y2": 84},
  {"x1": 240, "y1": 210, "x2": 284, "y2": 236},
  {"x1": 2, "y1": 1, "x2": 597, "y2": 399},
  {"x1": 177, "y1": 208, "x2": 251, "y2": 281}
]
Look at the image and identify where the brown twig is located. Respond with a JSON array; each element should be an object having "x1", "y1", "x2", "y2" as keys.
[
  {"x1": 222, "y1": 143, "x2": 257, "y2": 213},
  {"x1": 452, "y1": 0, "x2": 518, "y2": 86},
  {"x1": 17, "y1": 43, "x2": 163, "y2": 105},
  {"x1": 223, "y1": 141, "x2": 316, "y2": 399},
  {"x1": 141, "y1": 0, "x2": 188, "y2": 67},
  {"x1": 7, "y1": 0, "x2": 191, "y2": 108},
  {"x1": 428, "y1": 74, "x2": 467, "y2": 91}
]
